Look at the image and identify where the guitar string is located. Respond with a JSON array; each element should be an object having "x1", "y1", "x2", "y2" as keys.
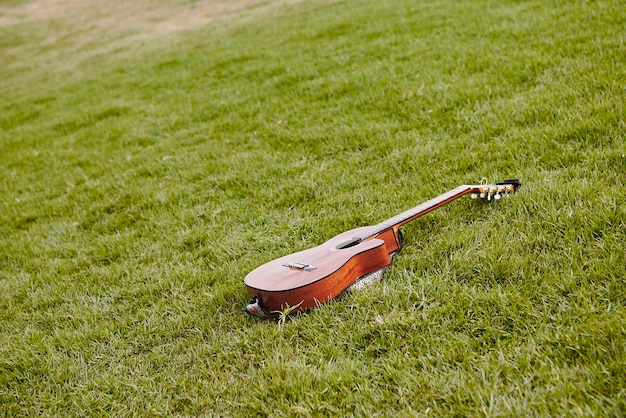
[{"x1": 353, "y1": 185, "x2": 474, "y2": 241}]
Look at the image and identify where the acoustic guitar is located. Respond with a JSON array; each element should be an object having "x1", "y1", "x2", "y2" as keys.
[{"x1": 244, "y1": 179, "x2": 521, "y2": 319}]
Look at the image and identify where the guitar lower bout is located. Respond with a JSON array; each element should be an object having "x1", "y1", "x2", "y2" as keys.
[{"x1": 244, "y1": 227, "x2": 395, "y2": 314}]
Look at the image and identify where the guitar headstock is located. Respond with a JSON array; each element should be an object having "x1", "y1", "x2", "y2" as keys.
[{"x1": 471, "y1": 178, "x2": 521, "y2": 201}]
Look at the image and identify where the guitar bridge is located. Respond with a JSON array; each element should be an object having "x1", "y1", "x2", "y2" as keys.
[{"x1": 282, "y1": 261, "x2": 317, "y2": 271}]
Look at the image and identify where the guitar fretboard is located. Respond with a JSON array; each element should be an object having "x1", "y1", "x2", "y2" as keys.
[{"x1": 354, "y1": 185, "x2": 475, "y2": 241}]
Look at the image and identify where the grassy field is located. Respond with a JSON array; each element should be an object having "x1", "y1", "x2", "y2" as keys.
[{"x1": 1, "y1": 0, "x2": 625, "y2": 415}]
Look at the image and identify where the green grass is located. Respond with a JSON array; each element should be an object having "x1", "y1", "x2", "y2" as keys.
[{"x1": 1, "y1": 0, "x2": 625, "y2": 415}]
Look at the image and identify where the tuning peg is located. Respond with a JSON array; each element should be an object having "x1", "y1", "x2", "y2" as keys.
[
  {"x1": 494, "y1": 193, "x2": 501, "y2": 200},
  {"x1": 471, "y1": 193, "x2": 478, "y2": 199}
]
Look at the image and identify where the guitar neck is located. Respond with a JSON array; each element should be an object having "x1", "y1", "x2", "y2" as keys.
[{"x1": 354, "y1": 181, "x2": 519, "y2": 241}]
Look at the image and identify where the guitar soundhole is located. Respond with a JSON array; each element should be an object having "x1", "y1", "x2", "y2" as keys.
[{"x1": 335, "y1": 237, "x2": 361, "y2": 250}]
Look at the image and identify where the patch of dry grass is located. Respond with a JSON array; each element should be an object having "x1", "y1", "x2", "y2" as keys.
[{"x1": 0, "y1": 0, "x2": 305, "y2": 85}]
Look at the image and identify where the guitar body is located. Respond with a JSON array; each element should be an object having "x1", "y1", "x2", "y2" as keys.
[
  {"x1": 244, "y1": 179, "x2": 520, "y2": 319},
  {"x1": 244, "y1": 226, "x2": 401, "y2": 312}
]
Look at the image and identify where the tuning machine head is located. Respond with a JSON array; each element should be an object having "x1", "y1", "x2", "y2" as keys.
[
  {"x1": 477, "y1": 185, "x2": 503, "y2": 201},
  {"x1": 475, "y1": 179, "x2": 521, "y2": 202}
]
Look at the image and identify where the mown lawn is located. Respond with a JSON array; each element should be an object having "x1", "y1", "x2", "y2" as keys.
[{"x1": 1, "y1": 0, "x2": 625, "y2": 415}]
